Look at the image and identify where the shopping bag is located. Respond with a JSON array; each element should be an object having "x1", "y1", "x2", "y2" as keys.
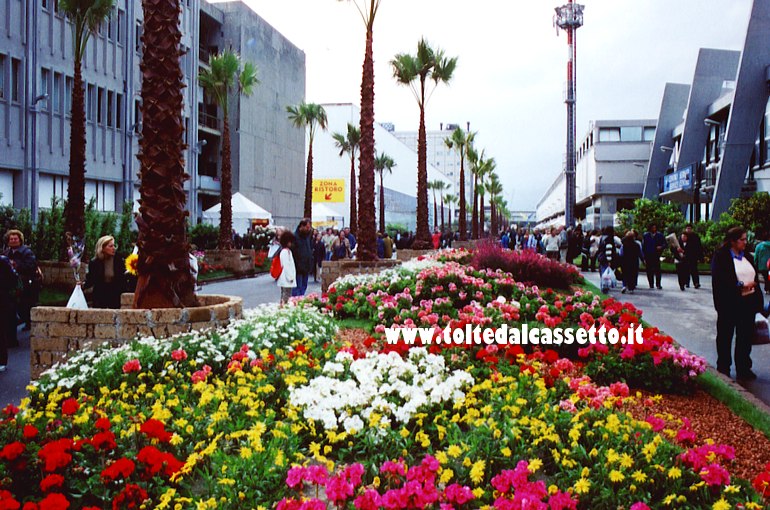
[
  {"x1": 66, "y1": 285, "x2": 89, "y2": 310},
  {"x1": 601, "y1": 267, "x2": 614, "y2": 292},
  {"x1": 754, "y1": 313, "x2": 770, "y2": 345}
]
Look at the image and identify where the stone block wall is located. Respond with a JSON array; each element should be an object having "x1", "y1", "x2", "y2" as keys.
[
  {"x1": 204, "y1": 249, "x2": 256, "y2": 275},
  {"x1": 395, "y1": 249, "x2": 434, "y2": 261},
  {"x1": 320, "y1": 260, "x2": 402, "y2": 292},
  {"x1": 30, "y1": 294, "x2": 243, "y2": 379},
  {"x1": 452, "y1": 241, "x2": 479, "y2": 250},
  {"x1": 38, "y1": 261, "x2": 86, "y2": 289}
]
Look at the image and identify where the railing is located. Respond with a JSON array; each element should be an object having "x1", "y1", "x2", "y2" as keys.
[{"x1": 198, "y1": 110, "x2": 220, "y2": 131}]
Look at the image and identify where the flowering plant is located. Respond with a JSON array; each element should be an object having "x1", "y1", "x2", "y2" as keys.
[{"x1": 124, "y1": 252, "x2": 138, "y2": 276}]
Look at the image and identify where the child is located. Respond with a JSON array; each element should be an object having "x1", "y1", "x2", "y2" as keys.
[{"x1": 276, "y1": 231, "x2": 297, "y2": 304}]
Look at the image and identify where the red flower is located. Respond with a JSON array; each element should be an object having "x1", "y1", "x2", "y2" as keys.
[
  {"x1": 22, "y1": 425, "x2": 38, "y2": 440},
  {"x1": 40, "y1": 474, "x2": 65, "y2": 492},
  {"x1": 2, "y1": 405, "x2": 19, "y2": 418},
  {"x1": 139, "y1": 419, "x2": 172, "y2": 443},
  {"x1": 0, "y1": 442, "x2": 25, "y2": 461},
  {"x1": 91, "y1": 431, "x2": 117, "y2": 451},
  {"x1": 112, "y1": 483, "x2": 148, "y2": 510},
  {"x1": 101, "y1": 458, "x2": 136, "y2": 483},
  {"x1": 137, "y1": 446, "x2": 183, "y2": 478},
  {"x1": 60, "y1": 399, "x2": 79, "y2": 416},
  {"x1": 37, "y1": 439, "x2": 73, "y2": 472},
  {"x1": 0, "y1": 489, "x2": 20, "y2": 510},
  {"x1": 171, "y1": 349, "x2": 187, "y2": 361},
  {"x1": 95, "y1": 417, "x2": 111, "y2": 431},
  {"x1": 122, "y1": 359, "x2": 142, "y2": 374},
  {"x1": 38, "y1": 493, "x2": 69, "y2": 510},
  {"x1": 22, "y1": 502, "x2": 38, "y2": 510}
]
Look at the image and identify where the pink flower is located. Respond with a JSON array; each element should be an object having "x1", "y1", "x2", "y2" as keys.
[
  {"x1": 171, "y1": 349, "x2": 187, "y2": 361},
  {"x1": 699, "y1": 463, "x2": 731, "y2": 487},
  {"x1": 630, "y1": 504, "x2": 651, "y2": 510},
  {"x1": 354, "y1": 490, "x2": 381, "y2": 510},
  {"x1": 285, "y1": 466, "x2": 305, "y2": 489},
  {"x1": 122, "y1": 359, "x2": 141, "y2": 374}
]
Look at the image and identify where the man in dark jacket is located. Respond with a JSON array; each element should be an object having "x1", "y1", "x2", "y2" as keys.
[
  {"x1": 0, "y1": 255, "x2": 19, "y2": 370},
  {"x1": 3, "y1": 229, "x2": 38, "y2": 332},
  {"x1": 291, "y1": 219, "x2": 315, "y2": 297},
  {"x1": 683, "y1": 224, "x2": 703, "y2": 288},
  {"x1": 642, "y1": 224, "x2": 666, "y2": 289}
]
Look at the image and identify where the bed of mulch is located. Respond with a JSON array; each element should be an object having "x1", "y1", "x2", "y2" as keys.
[{"x1": 627, "y1": 388, "x2": 770, "y2": 482}]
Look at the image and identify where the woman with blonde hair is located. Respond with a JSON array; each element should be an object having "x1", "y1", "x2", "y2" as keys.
[{"x1": 82, "y1": 235, "x2": 127, "y2": 309}]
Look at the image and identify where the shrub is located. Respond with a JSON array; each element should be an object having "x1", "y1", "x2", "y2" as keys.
[
  {"x1": 471, "y1": 241, "x2": 582, "y2": 289},
  {"x1": 189, "y1": 223, "x2": 219, "y2": 250},
  {"x1": 617, "y1": 198, "x2": 685, "y2": 236},
  {"x1": 242, "y1": 226, "x2": 276, "y2": 251}
]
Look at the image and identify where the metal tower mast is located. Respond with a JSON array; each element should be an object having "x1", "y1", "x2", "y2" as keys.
[{"x1": 555, "y1": 0, "x2": 584, "y2": 227}]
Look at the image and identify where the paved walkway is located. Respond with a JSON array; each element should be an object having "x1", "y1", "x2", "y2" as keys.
[{"x1": 587, "y1": 271, "x2": 770, "y2": 407}]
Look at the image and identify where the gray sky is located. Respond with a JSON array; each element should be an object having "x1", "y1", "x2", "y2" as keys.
[{"x1": 239, "y1": 0, "x2": 752, "y2": 210}]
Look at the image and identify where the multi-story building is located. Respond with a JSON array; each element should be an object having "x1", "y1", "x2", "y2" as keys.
[
  {"x1": 537, "y1": 119, "x2": 655, "y2": 229},
  {"x1": 643, "y1": 0, "x2": 770, "y2": 221},
  {"x1": 0, "y1": 0, "x2": 305, "y2": 227}
]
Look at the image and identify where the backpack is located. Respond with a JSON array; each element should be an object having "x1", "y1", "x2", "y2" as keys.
[{"x1": 270, "y1": 249, "x2": 283, "y2": 279}]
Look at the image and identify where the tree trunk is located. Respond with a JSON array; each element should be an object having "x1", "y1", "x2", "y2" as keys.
[
  {"x1": 64, "y1": 59, "x2": 86, "y2": 243},
  {"x1": 304, "y1": 141, "x2": 313, "y2": 219},
  {"x1": 218, "y1": 114, "x2": 233, "y2": 249},
  {"x1": 412, "y1": 86, "x2": 431, "y2": 250},
  {"x1": 480, "y1": 192, "x2": 486, "y2": 237},
  {"x1": 491, "y1": 201, "x2": 498, "y2": 237},
  {"x1": 349, "y1": 154, "x2": 357, "y2": 234},
  {"x1": 459, "y1": 157, "x2": 467, "y2": 241},
  {"x1": 472, "y1": 175, "x2": 479, "y2": 239},
  {"x1": 440, "y1": 195, "x2": 445, "y2": 231},
  {"x1": 379, "y1": 170, "x2": 385, "y2": 234},
  {"x1": 133, "y1": 0, "x2": 197, "y2": 309},
  {"x1": 432, "y1": 192, "x2": 437, "y2": 230},
  {"x1": 356, "y1": 26, "x2": 377, "y2": 260}
]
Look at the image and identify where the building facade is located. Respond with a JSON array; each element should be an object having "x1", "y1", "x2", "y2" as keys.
[
  {"x1": 537, "y1": 119, "x2": 655, "y2": 229},
  {"x1": 0, "y1": 0, "x2": 305, "y2": 227}
]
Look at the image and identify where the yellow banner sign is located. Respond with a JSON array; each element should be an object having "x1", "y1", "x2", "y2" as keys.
[{"x1": 312, "y1": 179, "x2": 345, "y2": 203}]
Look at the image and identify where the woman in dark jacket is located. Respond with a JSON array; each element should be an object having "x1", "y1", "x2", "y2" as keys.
[
  {"x1": 620, "y1": 231, "x2": 642, "y2": 294},
  {"x1": 312, "y1": 232, "x2": 325, "y2": 283},
  {"x1": 711, "y1": 227, "x2": 765, "y2": 381},
  {"x1": 82, "y1": 235, "x2": 126, "y2": 309}
]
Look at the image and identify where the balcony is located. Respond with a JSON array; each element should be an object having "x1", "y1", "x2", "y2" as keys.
[
  {"x1": 198, "y1": 108, "x2": 221, "y2": 134},
  {"x1": 198, "y1": 174, "x2": 221, "y2": 192}
]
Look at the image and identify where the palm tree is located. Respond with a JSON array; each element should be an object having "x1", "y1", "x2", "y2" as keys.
[
  {"x1": 332, "y1": 123, "x2": 361, "y2": 233},
  {"x1": 340, "y1": 0, "x2": 382, "y2": 261},
  {"x1": 478, "y1": 156, "x2": 496, "y2": 237},
  {"x1": 444, "y1": 193, "x2": 457, "y2": 230},
  {"x1": 391, "y1": 39, "x2": 457, "y2": 249},
  {"x1": 60, "y1": 0, "x2": 114, "y2": 241},
  {"x1": 445, "y1": 128, "x2": 475, "y2": 241},
  {"x1": 132, "y1": 0, "x2": 197, "y2": 308},
  {"x1": 467, "y1": 145, "x2": 481, "y2": 239},
  {"x1": 485, "y1": 173, "x2": 504, "y2": 237},
  {"x1": 374, "y1": 152, "x2": 396, "y2": 235},
  {"x1": 437, "y1": 181, "x2": 449, "y2": 231},
  {"x1": 428, "y1": 179, "x2": 446, "y2": 231},
  {"x1": 199, "y1": 51, "x2": 259, "y2": 249},
  {"x1": 287, "y1": 102, "x2": 328, "y2": 221}
]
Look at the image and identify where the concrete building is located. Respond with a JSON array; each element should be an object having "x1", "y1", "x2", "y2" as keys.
[
  {"x1": 537, "y1": 119, "x2": 655, "y2": 229},
  {"x1": 313, "y1": 103, "x2": 452, "y2": 232},
  {"x1": 0, "y1": 0, "x2": 305, "y2": 227},
  {"x1": 643, "y1": 0, "x2": 770, "y2": 221}
]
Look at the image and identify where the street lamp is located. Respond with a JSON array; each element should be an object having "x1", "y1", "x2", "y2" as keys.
[{"x1": 29, "y1": 93, "x2": 49, "y2": 222}]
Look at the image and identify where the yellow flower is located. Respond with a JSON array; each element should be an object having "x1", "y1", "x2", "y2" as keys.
[
  {"x1": 631, "y1": 470, "x2": 647, "y2": 483},
  {"x1": 472, "y1": 488, "x2": 484, "y2": 499},
  {"x1": 712, "y1": 499, "x2": 730, "y2": 510},
  {"x1": 439, "y1": 468, "x2": 453, "y2": 484},
  {"x1": 573, "y1": 478, "x2": 591, "y2": 495},
  {"x1": 619, "y1": 453, "x2": 633, "y2": 469},
  {"x1": 240, "y1": 447, "x2": 252, "y2": 460},
  {"x1": 470, "y1": 460, "x2": 485, "y2": 484},
  {"x1": 448, "y1": 445, "x2": 462, "y2": 458},
  {"x1": 435, "y1": 451, "x2": 448, "y2": 465},
  {"x1": 609, "y1": 470, "x2": 624, "y2": 483},
  {"x1": 500, "y1": 447, "x2": 511, "y2": 457},
  {"x1": 528, "y1": 458, "x2": 543, "y2": 473},
  {"x1": 667, "y1": 467, "x2": 682, "y2": 480},
  {"x1": 399, "y1": 428, "x2": 410, "y2": 439},
  {"x1": 125, "y1": 253, "x2": 138, "y2": 275}
]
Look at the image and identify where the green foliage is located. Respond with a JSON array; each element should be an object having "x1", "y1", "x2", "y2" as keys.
[
  {"x1": 385, "y1": 223, "x2": 408, "y2": 237},
  {"x1": 728, "y1": 192, "x2": 770, "y2": 235},
  {"x1": 617, "y1": 198, "x2": 685, "y2": 236},
  {"x1": 115, "y1": 201, "x2": 137, "y2": 258},
  {"x1": 189, "y1": 223, "x2": 220, "y2": 250},
  {"x1": 84, "y1": 199, "x2": 118, "y2": 257},
  {"x1": 31, "y1": 197, "x2": 67, "y2": 261}
]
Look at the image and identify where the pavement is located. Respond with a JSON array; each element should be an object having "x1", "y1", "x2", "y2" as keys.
[{"x1": 586, "y1": 271, "x2": 770, "y2": 408}]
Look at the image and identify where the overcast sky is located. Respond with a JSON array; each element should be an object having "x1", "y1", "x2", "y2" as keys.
[{"x1": 238, "y1": 0, "x2": 752, "y2": 210}]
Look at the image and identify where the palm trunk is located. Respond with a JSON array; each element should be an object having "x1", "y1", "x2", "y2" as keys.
[
  {"x1": 349, "y1": 154, "x2": 357, "y2": 234},
  {"x1": 133, "y1": 0, "x2": 197, "y2": 309},
  {"x1": 218, "y1": 114, "x2": 233, "y2": 249},
  {"x1": 491, "y1": 201, "x2": 498, "y2": 237},
  {"x1": 459, "y1": 157, "x2": 466, "y2": 241},
  {"x1": 413, "y1": 83, "x2": 431, "y2": 250},
  {"x1": 64, "y1": 58, "x2": 86, "y2": 243},
  {"x1": 480, "y1": 192, "x2": 485, "y2": 237},
  {"x1": 379, "y1": 170, "x2": 385, "y2": 234},
  {"x1": 472, "y1": 175, "x2": 479, "y2": 239},
  {"x1": 440, "y1": 195, "x2": 445, "y2": 231},
  {"x1": 432, "y1": 192, "x2": 437, "y2": 230},
  {"x1": 304, "y1": 141, "x2": 313, "y2": 219},
  {"x1": 356, "y1": 25, "x2": 377, "y2": 260}
]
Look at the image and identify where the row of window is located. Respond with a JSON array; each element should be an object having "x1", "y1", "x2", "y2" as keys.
[
  {"x1": 0, "y1": 54, "x2": 22, "y2": 103},
  {"x1": 42, "y1": 0, "x2": 127, "y2": 47},
  {"x1": 598, "y1": 126, "x2": 655, "y2": 143},
  {"x1": 39, "y1": 68, "x2": 72, "y2": 115},
  {"x1": 85, "y1": 83, "x2": 124, "y2": 129}
]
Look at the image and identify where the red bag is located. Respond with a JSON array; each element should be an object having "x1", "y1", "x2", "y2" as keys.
[{"x1": 270, "y1": 249, "x2": 283, "y2": 279}]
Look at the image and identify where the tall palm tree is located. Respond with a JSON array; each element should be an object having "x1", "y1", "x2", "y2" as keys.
[
  {"x1": 132, "y1": 0, "x2": 196, "y2": 308},
  {"x1": 60, "y1": 0, "x2": 114, "y2": 241},
  {"x1": 478, "y1": 156, "x2": 496, "y2": 237},
  {"x1": 374, "y1": 152, "x2": 396, "y2": 235},
  {"x1": 437, "y1": 181, "x2": 450, "y2": 231},
  {"x1": 427, "y1": 179, "x2": 445, "y2": 231},
  {"x1": 444, "y1": 193, "x2": 457, "y2": 231},
  {"x1": 467, "y1": 145, "x2": 481, "y2": 239},
  {"x1": 332, "y1": 123, "x2": 361, "y2": 233},
  {"x1": 199, "y1": 51, "x2": 259, "y2": 249},
  {"x1": 391, "y1": 39, "x2": 457, "y2": 249},
  {"x1": 445, "y1": 128, "x2": 475, "y2": 241},
  {"x1": 340, "y1": 0, "x2": 382, "y2": 261},
  {"x1": 287, "y1": 102, "x2": 328, "y2": 220},
  {"x1": 485, "y1": 173, "x2": 504, "y2": 237}
]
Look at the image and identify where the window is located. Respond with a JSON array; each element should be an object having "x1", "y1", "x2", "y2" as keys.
[
  {"x1": 135, "y1": 22, "x2": 142, "y2": 53},
  {"x1": 598, "y1": 127, "x2": 620, "y2": 142},
  {"x1": 0, "y1": 54, "x2": 5, "y2": 99},
  {"x1": 42, "y1": 0, "x2": 48, "y2": 10},
  {"x1": 117, "y1": 10, "x2": 125, "y2": 45},
  {"x1": 107, "y1": 90, "x2": 114, "y2": 127},
  {"x1": 116, "y1": 93, "x2": 123, "y2": 128},
  {"x1": 108, "y1": 13, "x2": 114, "y2": 41},
  {"x1": 98, "y1": 21, "x2": 106, "y2": 37},
  {"x1": 65, "y1": 76, "x2": 73, "y2": 115},
  {"x1": 97, "y1": 87, "x2": 104, "y2": 124},
  {"x1": 53, "y1": 73, "x2": 62, "y2": 113},
  {"x1": 620, "y1": 126, "x2": 642, "y2": 142},
  {"x1": 134, "y1": 99, "x2": 142, "y2": 133},
  {"x1": 87, "y1": 84, "x2": 95, "y2": 121},
  {"x1": 11, "y1": 58, "x2": 21, "y2": 103},
  {"x1": 41, "y1": 68, "x2": 50, "y2": 110},
  {"x1": 643, "y1": 126, "x2": 655, "y2": 142}
]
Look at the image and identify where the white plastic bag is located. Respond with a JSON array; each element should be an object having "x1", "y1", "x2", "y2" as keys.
[
  {"x1": 601, "y1": 267, "x2": 614, "y2": 292},
  {"x1": 66, "y1": 285, "x2": 89, "y2": 310},
  {"x1": 755, "y1": 313, "x2": 770, "y2": 345}
]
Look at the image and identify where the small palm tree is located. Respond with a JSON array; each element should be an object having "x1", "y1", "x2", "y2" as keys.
[
  {"x1": 428, "y1": 179, "x2": 446, "y2": 231},
  {"x1": 467, "y1": 145, "x2": 481, "y2": 239},
  {"x1": 445, "y1": 128, "x2": 475, "y2": 241},
  {"x1": 287, "y1": 102, "x2": 328, "y2": 219},
  {"x1": 485, "y1": 172, "x2": 504, "y2": 237},
  {"x1": 374, "y1": 152, "x2": 396, "y2": 235},
  {"x1": 478, "y1": 156, "x2": 496, "y2": 237},
  {"x1": 391, "y1": 39, "x2": 457, "y2": 249},
  {"x1": 60, "y1": 0, "x2": 114, "y2": 241},
  {"x1": 437, "y1": 181, "x2": 450, "y2": 231},
  {"x1": 332, "y1": 123, "x2": 361, "y2": 233},
  {"x1": 444, "y1": 193, "x2": 457, "y2": 230},
  {"x1": 199, "y1": 51, "x2": 259, "y2": 249}
]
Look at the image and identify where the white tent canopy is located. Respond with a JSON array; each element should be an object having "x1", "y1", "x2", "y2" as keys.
[
  {"x1": 202, "y1": 192, "x2": 273, "y2": 233},
  {"x1": 312, "y1": 203, "x2": 345, "y2": 230}
]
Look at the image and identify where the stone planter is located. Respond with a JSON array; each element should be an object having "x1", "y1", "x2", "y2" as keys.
[
  {"x1": 452, "y1": 240, "x2": 479, "y2": 250},
  {"x1": 29, "y1": 293, "x2": 243, "y2": 379},
  {"x1": 38, "y1": 261, "x2": 85, "y2": 290},
  {"x1": 395, "y1": 249, "x2": 434, "y2": 261},
  {"x1": 204, "y1": 249, "x2": 255, "y2": 275},
  {"x1": 320, "y1": 259, "x2": 402, "y2": 292}
]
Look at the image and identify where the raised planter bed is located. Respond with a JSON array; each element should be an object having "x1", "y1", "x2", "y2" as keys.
[
  {"x1": 203, "y1": 249, "x2": 256, "y2": 275},
  {"x1": 37, "y1": 260, "x2": 85, "y2": 291},
  {"x1": 29, "y1": 293, "x2": 242, "y2": 379},
  {"x1": 320, "y1": 259, "x2": 401, "y2": 292},
  {"x1": 395, "y1": 248, "x2": 434, "y2": 261}
]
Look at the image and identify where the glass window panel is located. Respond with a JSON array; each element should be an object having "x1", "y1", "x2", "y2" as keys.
[
  {"x1": 598, "y1": 128, "x2": 620, "y2": 142},
  {"x1": 620, "y1": 126, "x2": 642, "y2": 142}
]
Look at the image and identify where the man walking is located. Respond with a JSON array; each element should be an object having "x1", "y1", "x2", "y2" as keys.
[
  {"x1": 642, "y1": 224, "x2": 666, "y2": 289},
  {"x1": 683, "y1": 224, "x2": 703, "y2": 288},
  {"x1": 291, "y1": 219, "x2": 314, "y2": 297}
]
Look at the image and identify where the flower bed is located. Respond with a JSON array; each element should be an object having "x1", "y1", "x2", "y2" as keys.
[{"x1": 0, "y1": 253, "x2": 768, "y2": 508}]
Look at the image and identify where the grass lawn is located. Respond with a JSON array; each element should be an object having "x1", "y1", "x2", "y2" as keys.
[
  {"x1": 573, "y1": 255, "x2": 710, "y2": 274},
  {"x1": 38, "y1": 287, "x2": 71, "y2": 306},
  {"x1": 198, "y1": 269, "x2": 234, "y2": 282}
]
